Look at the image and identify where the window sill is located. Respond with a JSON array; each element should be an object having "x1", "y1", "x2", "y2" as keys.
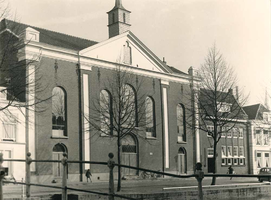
[
  {"x1": 51, "y1": 136, "x2": 68, "y2": 139},
  {"x1": 177, "y1": 141, "x2": 187, "y2": 144},
  {"x1": 145, "y1": 137, "x2": 157, "y2": 140},
  {"x1": 2, "y1": 139, "x2": 16, "y2": 142}
]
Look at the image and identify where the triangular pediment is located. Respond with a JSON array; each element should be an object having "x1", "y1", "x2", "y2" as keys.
[{"x1": 80, "y1": 31, "x2": 171, "y2": 73}]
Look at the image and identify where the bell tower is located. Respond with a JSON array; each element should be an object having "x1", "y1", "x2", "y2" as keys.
[{"x1": 107, "y1": 0, "x2": 131, "y2": 38}]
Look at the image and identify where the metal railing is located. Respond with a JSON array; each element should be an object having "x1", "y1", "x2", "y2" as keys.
[{"x1": 0, "y1": 153, "x2": 271, "y2": 200}]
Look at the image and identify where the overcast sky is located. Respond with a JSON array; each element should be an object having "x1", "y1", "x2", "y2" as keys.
[{"x1": 7, "y1": 0, "x2": 271, "y2": 106}]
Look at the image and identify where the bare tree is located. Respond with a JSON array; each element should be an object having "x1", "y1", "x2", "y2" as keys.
[
  {"x1": 0, "y1": 1, "x2": 47, "y2": 123},
  {"x1": 85, "y1": 65, "x2": 154, "y2": 191},
  {"x1": 188, "y1": 45, "x2": 248, "y2": 185}
]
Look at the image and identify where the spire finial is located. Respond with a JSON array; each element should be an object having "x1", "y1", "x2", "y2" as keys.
[{"x1": 115, "y1": 0, "x2": 122, "y2": 7}]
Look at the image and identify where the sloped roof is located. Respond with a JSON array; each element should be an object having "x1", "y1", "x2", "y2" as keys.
[
  {"x1": 168, "y1": 66, "x2": 188, "y2": 76},
  {"x1": 0, "y1": 19, "x2": 98, "y2": 51},
  {"x1": 199, "y1": 89, "x2": 247, "y2": 120},
  {"x1": 243, "y1": 104, "x2": 269, "y2": 120}
]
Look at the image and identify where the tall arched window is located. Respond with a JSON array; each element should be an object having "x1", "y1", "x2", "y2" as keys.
[
  {"x1": 123, "y1": 84, "x2": 136, "y2": 127},
  {"x1": 52, "y1": 87, "x2": 67, "y2": 137},
  {"x1": 145, "y1": 96, "x2": 156, "y2": 138},
  {"x1": 100, "y1": 90, "x2": 112, "y2": 136},
  {"x1": 112, "y1": 13, "x2": 115, "y2": 23},
  {"x1": 177, "y1": 104, "x2": 186, "y2": 142}
]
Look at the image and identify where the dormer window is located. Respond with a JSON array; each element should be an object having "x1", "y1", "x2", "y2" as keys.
[
  {"x1": 21, "y1": 27, "x2": 40, "y2": 42},
  {"x1": 263, "y1": 112, "x2": 271, "y2": 121},
  {"x1": 218, "y1": 102, "x2": 231, "y2": 113}
]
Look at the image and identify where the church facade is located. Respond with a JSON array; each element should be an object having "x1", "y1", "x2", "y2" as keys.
[{"x1": 0, "y1": 0, "x2": 201, "y2": 182}]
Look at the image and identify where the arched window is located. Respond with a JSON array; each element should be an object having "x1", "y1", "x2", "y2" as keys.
[
  {"x1": 123, "y1": 13, "x2": 126, "y2": 23},
  {"x1": 177, "y1": 147, "x2": 187, "y2": 174},
  {"x1": 123, "y1": 84, "x2": 136, "y2": 127},
  {"x1": 177, "y1": 104, "x2": 186, "y2": 142},
  {"x1": 100, "y1": 90, "x2": 112, "y2": 136},
  {"x1": 112, "y1": 13, "x2": 115, "y2": 23},
  {"x1": 52, "y1": 87, "x2": 67, "y2": 137},
  {"x1": 145, "y1": 96, "x2": 156, "y2": 138}
]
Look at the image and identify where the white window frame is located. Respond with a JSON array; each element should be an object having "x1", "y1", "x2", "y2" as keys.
[
  {"x1": 239, "y1": 128, "x2": 244, "y2": 138},
  {"x1": 221, "y1": 146, "x2": 226, "y2": 158},
  {"x1": 233, "y1": 146, "x2": 238, "y2": 157},
  {"x1": 239, "y1": 158, "x2": 244, "y2": 166},
  {"x1": 221, "y1": 127, "x2": 226, "y2": 138},
  {"x1": 207, "y1": 126, "x2": 214, "y2": 137},
  {"x1": 263, "y1": 130, "x2": 269, "y2": 146},
  {"x1": 227, "y1": 146, "x2": 232, "y2": 157},
  {"x1": 218, "y1": 102, "x2": 231, "y2": 113},
  {"x1": 255, "y1": 129, "x2": 262, "y2": 145},
  {"x1": 222, "y1": 158, "x2": 226, "y2": 166},
  {"x1": 239, "y1": 146, "x2": 244, "y2": 157},
  {"x1": 207, "y1": 148, "x2": 214, "y2": 158},
  {"x1": 233, "y1": 128, "x2": 238, "y2": 138},
  {"x1": 233, "y1": 158, "x2": 238, "y2": 165},
  {"x1": 2, "y1": 120, "x2": 17, "y2": 142},
  {"x1": 227, "y1": 158, "x2": 232, "y2": 165},
  {"x1": 227, "y1": 129, "x2": 232, "y2": 138}
]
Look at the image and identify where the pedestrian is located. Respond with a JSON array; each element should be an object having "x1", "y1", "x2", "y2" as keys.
[
  {"x1": 85, "y1": 169, "x2": 92, "y2": 183},
  {"x1": 228, "y1": 166, "x2": 234, "y2": 180}
]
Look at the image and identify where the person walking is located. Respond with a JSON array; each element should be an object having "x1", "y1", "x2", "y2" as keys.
[
  {"x1": 228, "y1": 166, "x2": 234, "y2": 180},
  {"x1": 85, "y1": 169, "x2": 92, "y2": 183}
]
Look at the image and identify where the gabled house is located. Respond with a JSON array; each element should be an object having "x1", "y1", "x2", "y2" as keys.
[
  {"x1": 243, "y1": 104, "x2": 271, "y2": 174},
  {"x1": 198, "y1": 89, "x2": 249, "y2": 174},
  {"x1": 0, "y1": 0, "x2": 201, "y2": 182}
]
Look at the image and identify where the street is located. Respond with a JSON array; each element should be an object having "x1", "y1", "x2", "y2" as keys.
[{"x1": 3, "y1": 177, "x2": 266, "y2": 198}]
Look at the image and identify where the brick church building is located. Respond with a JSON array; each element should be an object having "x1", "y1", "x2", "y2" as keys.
[{"x1": 0, "y1": 0, "x2": 201, "y2": 182}]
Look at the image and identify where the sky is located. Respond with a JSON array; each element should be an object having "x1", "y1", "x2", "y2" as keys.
[{"x1": 6, "y1": 0, "x2": 271, "y2": 106}]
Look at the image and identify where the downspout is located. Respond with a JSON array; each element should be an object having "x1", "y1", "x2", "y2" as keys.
[{"x1": 77, "y1": 52, "x2": 83, "y2": 181}]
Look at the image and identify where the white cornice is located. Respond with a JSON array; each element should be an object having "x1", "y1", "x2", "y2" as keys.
[{"x1": 20, "y1": 41, "x2": 195, "y2": 84}]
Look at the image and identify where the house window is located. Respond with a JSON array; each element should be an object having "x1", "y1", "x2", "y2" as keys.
[
  {"x1": 2, "y1": 116, "x2": 17, "y2": 142},
  {"x1": 256, "y1": 129, "x2": 261, "y2": 145},
  {"x1": 177, "y1": 104, "x2": 186, "y2": 142},
  {"x1": 233, "y1": 128, "x2": 238, "y2": 138},
  {"x1": 221, "y1": 146, "x2": 226, "y2": 157},
  {"x1": 145, "y1": 96, "x2": 156, "y2": 138},
  {"x1": 227, "y1": 158, "x2": 232, "y2": 165},
  {"x1": 233, "y1": 146, "x2": 238, "y2": 157},
  {"x1": 227, "y1": 146, "x2": 232, "y2": 157},
  {"x1": 221, "y1": 127, "x2": 226, "y2": 137},
  {"x1": 239, "y1": 158, "x2": 244, "y2": 166},
  {"x1": 100, "y1": 90, "x2": 112, "y2": 136},
  {"x1": 218, "y1": 102, "x2": 231, "y2": 113},
  {"x1": 207, "y1": 126, "x2": 214, "y2": 137},
  {"x1": 222, "y1": 158, "x2": 226, "y2": 166},
  {"x1": 264, "y1": 130, "x2": 269, "y2": 145},
  {"x1": 207, "y1": 148, "x2": 214, "y2": 158},
  {"x1": 227, "y1": 128, "x2": 232, "y2": 138},
  {"x1": 257, "y1": 153, "x2": 262, "y2": 168},
  {"x1": 52, "y1": 87, "x2": 67, "y2": 137},
  {"x1": 239, "y1": 128, "x2": 244, "y2": 138},
  {"x1": 233, "y1": 158, "x2": 238, "y2": 165},
  {"x1": 239, "y1": 146, "x2": 244, "y2": 157}
]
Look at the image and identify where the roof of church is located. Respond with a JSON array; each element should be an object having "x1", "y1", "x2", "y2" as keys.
[
  {"x1": 0, "y1": 19, "x2": 98, "y2": 51},
  {"x1": 243, "y1": 104, "x2": 269, "y2": 120}
]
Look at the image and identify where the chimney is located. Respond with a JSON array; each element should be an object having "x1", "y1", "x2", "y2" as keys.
[
  {"x1": 235, "y1": 86, "x2": 239, "y2": 101},
  {"x1": 188, "y1": 66, "x2": 194, "y2": 76},
  {"x1": 163, "y1": 57, "x2": 167, "y2": 65},
  {"x1": 228, "y1": 88, "x2": 233, "y2": 95}
]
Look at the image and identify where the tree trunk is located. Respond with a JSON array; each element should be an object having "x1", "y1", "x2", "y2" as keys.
[
  {"x1": 117, "y1": 139, "x2": 121, "y2": 192},
  {"x1": 211, "y1": 143, "x2": 217, "y2": 185}
]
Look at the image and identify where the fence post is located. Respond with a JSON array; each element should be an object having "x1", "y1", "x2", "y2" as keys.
[
  {"x1": 61, "y1": 153, "x2": 68, "y2": 200},
  {"x1": 107, "y1": 153, "x2": 115, "y2": 200},
  {"x1": 0, "y1": 153, "x2": 4, "y2": 200},
  {"x1": 26, "y1": 152, "x2": 32, "y2": 198},
  {"x1": 195, "y1": 162, "x2": 204, "y2": 200}
]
